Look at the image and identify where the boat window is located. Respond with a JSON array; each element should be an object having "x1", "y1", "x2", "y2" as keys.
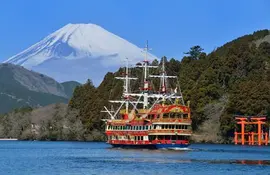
[
  {"x1": 158, "y1": 135, "x2": 164, "y2": 140},
  {"x1": 162, "y1": 125, "x2": 164, "y2": 129},
  {"x1": 148, "y1": 114, "x2": 154, "y2": 120},
  {"x1": 183, "y1": 114, "x2": 188, "y2": 119},
  {"x1": 168, "y1": 125, "x2": 171, "y2": 129},
  {"x1": 165, "y1": 125, "x2": 168, "y2": 129},
  {"x1": 163, "y1": 113, "x2": 169, "y2": 119},
  {"x1": 170, "y1": 113, "x2": 175, "y2": 118}
]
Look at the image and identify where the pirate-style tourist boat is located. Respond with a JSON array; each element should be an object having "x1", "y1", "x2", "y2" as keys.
[{"x1": 101, "y1": 42, "x2": 192, "y2": 149}]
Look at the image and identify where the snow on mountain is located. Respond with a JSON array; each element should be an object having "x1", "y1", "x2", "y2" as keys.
[{"x1": 4, "y1": 23, "x2": 158, "y2": 85}]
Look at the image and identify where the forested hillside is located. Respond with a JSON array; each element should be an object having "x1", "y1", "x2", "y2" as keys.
[
  {"x1": 1, "y1": 29, "x2": 269, "y2": 142},
  {"x1": 69, "y1": 29, "x2": 270, "y2": 143}
]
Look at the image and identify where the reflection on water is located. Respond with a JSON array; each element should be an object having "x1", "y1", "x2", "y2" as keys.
[
  {"x1": 235, "y1": 160, "x2": 270, "y2": 165},
  {"x1": 106, "y1": 144, "x2": 270, "y2": 166},
  {"x1": 0, "y1": 142, "x2": 269, "y2": 175}
]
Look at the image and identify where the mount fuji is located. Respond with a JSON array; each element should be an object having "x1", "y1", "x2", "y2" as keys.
[{"x1": 4, "y1": 23, "x2": 157, "y2": 86}]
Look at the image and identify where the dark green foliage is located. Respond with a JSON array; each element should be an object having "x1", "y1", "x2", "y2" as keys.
[
  {"x1": 69, "y1": 76, "x2": 124, "y2": 136},
  {"x1": 61, "y1": 81, "x2": 81, "y2": 98},
  {"x1": 67, "y1": 29, "x2": 270, "y2": 143},
  {"x1": 184, "y1": 45, "x2": 204, "y2": 60}
]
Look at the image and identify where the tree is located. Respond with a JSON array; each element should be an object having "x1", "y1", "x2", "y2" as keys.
[{"x1": 184, "y1": 45, "x2": 204, "y2": 60}]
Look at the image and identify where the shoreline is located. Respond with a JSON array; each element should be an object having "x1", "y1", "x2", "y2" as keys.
[{"x1": 0, "y1": 138, "x2": 18, "y2": 141}]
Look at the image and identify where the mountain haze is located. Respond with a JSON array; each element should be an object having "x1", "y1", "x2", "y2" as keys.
[
  {"x1": 4, "y1": 23, "x2": 158, "y2": 85},
  {"x1": 0, "y1": 64, "x2": 79, "y2": 113}
]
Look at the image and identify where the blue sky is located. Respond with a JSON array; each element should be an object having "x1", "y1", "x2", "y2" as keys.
[{"x1": 0, "y1": 0, "x2": 270, "y2": 62}]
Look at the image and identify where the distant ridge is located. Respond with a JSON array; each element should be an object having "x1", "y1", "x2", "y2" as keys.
[{"x1": 0, "y1": 63, "x2": 79, "y2": 113}]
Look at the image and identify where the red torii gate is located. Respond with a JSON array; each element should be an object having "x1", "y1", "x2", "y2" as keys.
[{"x1": 234, "y1": 115, "x2": 268, "y2": 146}]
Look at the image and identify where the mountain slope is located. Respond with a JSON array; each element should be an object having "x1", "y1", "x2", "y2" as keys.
[
  {"x1": 4, "y1": 23, "x2": 158, "y2": 85},
  {"x1": 0, "y1": 63, "x2": 76, "y2": 113},
  {"x1": 61, "y1": 81, "x2": 81, "y2": 97}
]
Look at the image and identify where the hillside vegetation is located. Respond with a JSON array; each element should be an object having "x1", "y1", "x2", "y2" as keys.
[
  {"x1": 0, "y1": 104, "x2": 104, "y2": 141},
  {"x1": 1, "y1": 29, "x2": 270, "y2": 142},
  {"x1": 69, "y1": 29, "x2": 270, "y2": 143}
]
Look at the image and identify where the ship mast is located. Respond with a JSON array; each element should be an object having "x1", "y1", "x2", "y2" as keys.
[
  {"x1": 143, "y1": 41, "x2": 150, "y2": 109},
  {"x1": 124, "y1": 58, "x2": 130, "y2": 114},
  {"x1": 137, "y1": 41, "x2": 158, "y2": 109},
  {"x1": 102, "y1": 41, "x2": 186, "y2": 120},
  {"x1": 103, "y1": 58, "x2": 144, "y2": 120},
  {"x1": 148, "y1": 57, "x2": 184, "y2": 105}
]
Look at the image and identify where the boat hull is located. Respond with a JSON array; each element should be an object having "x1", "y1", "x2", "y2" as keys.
[
  {"x1": 110, "y1": 143, "x2": 190, "y2": 149},
  {"x1": 111, "y1": 144, "x2": 156, "y2": 149},
  {"x1": 154, "y1": 143, "x2": 190, "y2": 150}
]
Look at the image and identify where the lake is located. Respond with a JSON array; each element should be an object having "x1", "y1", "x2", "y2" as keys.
[{"x1": 0, "y1": 141, "x2": 269, "y2": 175}]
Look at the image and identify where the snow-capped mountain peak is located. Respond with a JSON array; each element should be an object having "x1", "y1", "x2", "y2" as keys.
[{"x1": 4, "y1": 23, "x2": 158, "y2": 85}]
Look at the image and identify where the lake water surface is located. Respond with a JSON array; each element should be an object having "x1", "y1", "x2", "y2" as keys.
[{"x1": 0, "y1": 141, "x2": 269, "y2": 175}]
